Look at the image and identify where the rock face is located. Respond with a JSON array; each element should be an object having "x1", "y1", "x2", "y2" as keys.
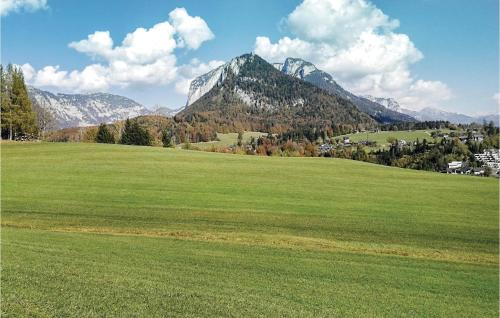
[
  {"x1": 273, "y1": 58, "x2": 415, "y2": 123},
  {"x1": 28, "y1": 86, "x2": 150, "y2": 128},
  {"x1": 186, "y1": 56, "x2": 249, "y2": 106},
  {"x1": 178, "y1": 53, "x2": 376, "y2": 133}
]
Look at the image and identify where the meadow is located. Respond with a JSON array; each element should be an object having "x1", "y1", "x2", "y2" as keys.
[
  {"x1": 189, "y1": 131, "x2": 267, "y2": 150},
  {"x1": 340, "y1": 129, "x2": 447, "y2": 150},
  {"x1": 2, "y1": 142, "x2": 498, "y2": 317},
  {"x1": 191, "y1": 129, "x2": 446, "y2": 152}
]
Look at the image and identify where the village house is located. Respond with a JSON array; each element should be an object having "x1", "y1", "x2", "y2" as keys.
[
  {"x1": 447, "y1": 161, "x2": 471, "y2": 174},
  {"x1": 343, "y1": 136, "x2": 350, "y2": 145},
  {"x1": 472, "y1": 134, "x2": 484, "y2": 142},
  {"x1": 319, "y1": 144, "x2": 332, "y2": 153}
]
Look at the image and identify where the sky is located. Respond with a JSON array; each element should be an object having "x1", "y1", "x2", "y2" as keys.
[{"x1": 1, "y1": 0, "x2": 498, "y2": 115}]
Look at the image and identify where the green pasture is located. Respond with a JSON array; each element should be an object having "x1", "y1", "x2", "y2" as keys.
[{"x1": 2, "y1": 142, "x2": 498, "y2": 317}]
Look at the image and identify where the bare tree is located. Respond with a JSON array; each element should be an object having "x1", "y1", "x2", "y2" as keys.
[{"x1": 32, "y1": 100, "x2": 56, "y2": 140}]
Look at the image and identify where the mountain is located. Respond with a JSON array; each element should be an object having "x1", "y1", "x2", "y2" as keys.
[
  {"x1": 365, "y1": 96, "x2": 499, "y2": 125},
  {"x1": 179, "y1": 53, "x2": 376, "y2": 133},
  {"x1": 272, "y1": 58, "x2": 415, "y2": 123},
  {"x1": 28, "y1": 87, "x2": 150, "y2": 128},
  {"x1": 405, "y1": 107, "x2": 499, "y2": 125},
  {"x1": 363, "y1": 95, "x2": 402, "y2": 112},
  {"x1": 151, "y1": 106, "x2": 184, "y2": 117}
]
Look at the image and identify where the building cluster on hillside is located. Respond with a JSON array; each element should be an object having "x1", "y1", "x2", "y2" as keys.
[
  {"x1": 458, "y1": 134, "x2": 484, "y2": 143},
  {"x1": 446, "y1": 161, "x2": 485, "y2": 176},
  {"x1": 474, "y1": 149, "x2": 500, "y2": 172},
  {"x1": 447, "y1": 149, "x2": 500, "y2": 177},
  {"x1": 435, "y1": 131, "x2": 484, "y2": 143},
  {"x1": 318, "y1": 136, "x2": 379, "y2": 154}
]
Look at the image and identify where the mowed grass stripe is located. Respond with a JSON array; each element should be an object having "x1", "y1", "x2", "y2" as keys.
[{"x1": 2, "y1": 228, "x2": 498, "y2": 317}]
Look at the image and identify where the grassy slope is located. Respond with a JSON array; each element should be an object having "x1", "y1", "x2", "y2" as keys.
[
  {"x1": 341, "y1": 129, "x2": 448, "y2": 150},
  {"x1": 190, "y1": 131, "x2": 266, "y2": 149},
  {"x1": 2, "y1": 142, "x2": 498, "y2": 317},
  {"x1": 193, "y1": 129, "x2": 445, "y2": 151}
]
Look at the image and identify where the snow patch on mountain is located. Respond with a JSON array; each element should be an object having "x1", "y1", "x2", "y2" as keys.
[{"x1": 363, "y1": 95, "x2": 401, "y2": 112}]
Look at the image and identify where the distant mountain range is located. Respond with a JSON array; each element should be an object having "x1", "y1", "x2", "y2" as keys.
[
  {"x1": 272, "y1": 58, "x2": 415, "y2": 123},
  {"x1": 363, "y1": 96, "x2": 499, "y2": 125},
  {"x1": 28, "y1": 86, "x2": 151, "y2": 128},
  {"x1": 178, "y1": 53, "x2": 376, "y2": 132},
  {"x1": 28, "y1": 54, "x2": 497, "y2": 130},
  {"x1": 27, "y1": 86, "x2": 186, "y2": 129}
]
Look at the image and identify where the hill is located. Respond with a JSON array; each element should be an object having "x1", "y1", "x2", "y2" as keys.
[
  {"x1": 178, "y1": 54, "x2": 377, "y2": 134},
  {"x1": 274, "y1": 58, "x2": 416, "y2": 123},
  {"x1": 28, "y1": 86, "x2": 151, "y2": 128},
  {"x1": 2, "y1": 142, "x2": 498, "y2": 317}
]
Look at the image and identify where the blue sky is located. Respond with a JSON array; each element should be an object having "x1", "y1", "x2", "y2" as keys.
[{"x1": 2, "y1": 0, "x2": 498, "y2": 115}]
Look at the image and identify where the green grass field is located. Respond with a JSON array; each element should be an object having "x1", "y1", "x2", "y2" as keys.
[
  {"x1": 343, "y1": 129, "x2": 431, "y2": 143},
  {"x1": 341, "y1": 129, "x2": 450, "y2": 150},
  {"x1": 2, "y1": 142, "x2": 498, "y2": 317},
  {"x1": 189, "y1": 131, "x2": 267, "y2": 149}
]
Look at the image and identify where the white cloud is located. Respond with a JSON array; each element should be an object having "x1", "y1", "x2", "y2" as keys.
[
  {"x1": 254, "y1": 36, "x2": 314, "y2": 62},
  {"x1": 399, "y1": 80, "x2": 453, "y2": 109},
  {"x1": 254, "y1": 0, "x2": 452, "y2": 110},
  {"x1": 0, "y1": 0, "x2": 47, "y2": 16},
  {"x1": 22, "y1": 8, "x2": 218, "y2": 96},
  {"x1": 20, "y1": 63, "x2": 35, "y2": 81},
  {"x1": 68, "y1": 31, "x2": 114, "y2": 59},
  {"x1": 169, "y1": 7, "x2": 215, "y2": 50},
  {"x1": 287, "y1": 0, "x2": 398, "y2": 47},
  {"x1": 494, "y1": 93, "x2": 500, "y2": 104}
]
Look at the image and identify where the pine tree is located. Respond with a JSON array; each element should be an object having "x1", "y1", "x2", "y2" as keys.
[
  {"x1": 1, "y1": 64, "x2": 38, "y2": 139},
  {"x1": 95, "y1": 123, "x2": 115, "y2": 144},
  {"x1": 120, "y1": 118, "x2": 151, "y2": 146},
  {"x1": 162, "y1": 129, "x2": 173, "y2": 147},
  {"x1": 237, "y1": 131, "x2": 243, "y2": 146},
  {"x1": 1, "y1": 64, "x2": 13, "y2": 139}
]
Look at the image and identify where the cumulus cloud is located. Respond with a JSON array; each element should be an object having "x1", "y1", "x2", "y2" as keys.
[
  {"x1": 23, "y1": 7, "x2": 218, "y2": 94},
  {"x1": 287, "y1": 0, "x2": 399, "y2": 47},
  {"x1": 0, "y1": 0, "x2": 47, "y2": 16},
  {"x1": 254, "y1": 0, "x2": 452, "y2": 110},
  {"x1": 494, "y1": 93, "x2": 500, "y2": 104},
  {"x1": 68, "y1": 31, "x2": 115, "y2": 59},
  {"x1": 169, "y1": 8, "x2": 215, "y2": 50}
]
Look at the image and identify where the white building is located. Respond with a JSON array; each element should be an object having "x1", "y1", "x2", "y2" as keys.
[{"x1": 448, "y1": 161, "x2": 462, "y2": 169}]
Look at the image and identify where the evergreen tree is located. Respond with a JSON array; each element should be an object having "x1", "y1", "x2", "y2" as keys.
[
  {"x1": 161, "y1": 129, "x2": 173, "y2": 147},
  {"x1": 237, "y1": 131, "x2": 243, "y2": 146},
  {"x1": 95, "y1": 123, "x2": 115, "y2": 144},
  {"x1": 1, "y1": 64, "x2": 38, "y2": 139},
  {"x1": 1, "y1": 65, "x2": 13, "y2": 139},
  {"x1": 120, "y1": 118, "x2": 151, "y2": 146}
]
